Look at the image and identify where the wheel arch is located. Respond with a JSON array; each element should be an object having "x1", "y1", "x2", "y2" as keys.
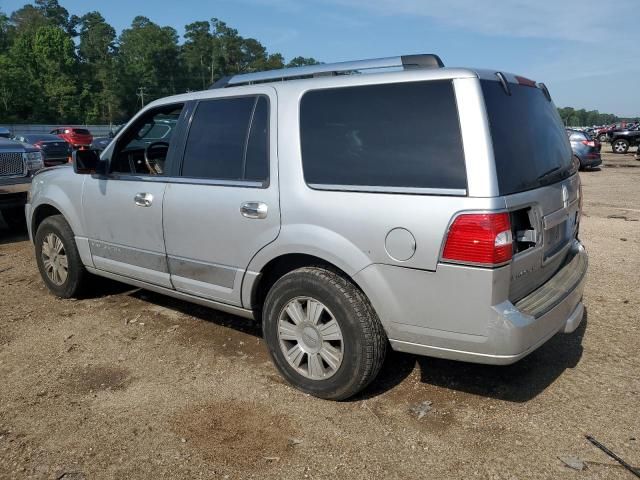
[
  {"x1": 31, "y1": 203, "x2": 64, "y2": 242},
  {"x1": 242, "y1": 225, "x2": 376, "y2": 318}
]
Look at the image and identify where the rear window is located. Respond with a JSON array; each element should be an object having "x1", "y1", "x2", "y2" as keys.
[
  {"x1": 300, "y1": 80, "x2": 466, "y2": 191},
  {"x1": 481, "y1": 80, "x2": 574, "y2": 195},
  {"x1": 568, "y1": 131, "x2": 587, "y2": 141},
  {"x1": 73, "y1": 129, "x2": 91, "y2": 135}
]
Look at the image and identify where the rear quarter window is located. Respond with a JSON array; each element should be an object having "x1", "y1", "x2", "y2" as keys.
[
  {"x1": 300, "y1": 80, "x2": 467, "y2": 191},
  {"x1": 481, "y1": 80, "x2": 574, "y2": 195}
]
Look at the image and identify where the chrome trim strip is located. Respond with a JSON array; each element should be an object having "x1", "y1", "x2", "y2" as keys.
[
  {"x1": 93, "y1": 173, "x2": 265, "y2": 189},
  {"x1": 307, "y1": 184, "x2": 467, "y2": 196},
  {"x1": 89, "y1": 240, "x2": 168, "y2": 273},
  {"x1": 543, "y1": 199, "x2": 579, "y2": 229},
  {"x1": 168, "y1": 256, "x2": 236, "y2": 289},
  {"x1": 85, "y1": 266, "x2": 254, "y2": 319}
]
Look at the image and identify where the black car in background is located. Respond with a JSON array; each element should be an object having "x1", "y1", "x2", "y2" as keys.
[
  {"x1": 610, "y1": 126, "x2": 640, "y2": 154},
  {"x1": 14, "y1": 133, "x2": 71, "y2": 166},
  {"x1": 566, "y1": 129, "x2": 602, "y2": 169}
]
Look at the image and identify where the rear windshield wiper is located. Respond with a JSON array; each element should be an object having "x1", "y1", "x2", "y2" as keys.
[{"x1": 536, "y1": 166, "x2": 563, "y2": 183}]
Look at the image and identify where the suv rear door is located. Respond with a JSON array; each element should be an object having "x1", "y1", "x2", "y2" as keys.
[
  {"x1": 481, "y1": 78, "x2": 580, "y2": 301},
  {"x1": 162, "y1": 88, "x2": 279, "y2": 306}
]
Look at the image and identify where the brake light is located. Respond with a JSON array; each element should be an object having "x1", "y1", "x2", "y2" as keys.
[
  {"x1": 515, "y1": 75, "x2": 537, "y2": 87},
  {"x1": 442, "y1": 213, "x2": 513, "y2": 266},
  {"x1": 581, "y1": 140, "x2": 596, "y2": 147}
]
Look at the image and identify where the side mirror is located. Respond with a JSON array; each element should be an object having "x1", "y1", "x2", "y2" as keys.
[{"x1": 72, "y1": 149, "x2": 104, "y2": 175}]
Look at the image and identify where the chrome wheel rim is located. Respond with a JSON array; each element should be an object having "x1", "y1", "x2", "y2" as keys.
[
  {"x1": 614, "y1": 141, "x2": 627, "y2": 153},
  {"x1": 277, "y1": 296, "x2": 344, "y2": 380},
  {"x1": 41, "y1": 233, "x2": 68, "y2": 286}
]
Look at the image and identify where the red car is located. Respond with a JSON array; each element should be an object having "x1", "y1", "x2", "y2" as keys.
[{"x1": 50, "y1": 127, "x2": 93, "y2": 148}]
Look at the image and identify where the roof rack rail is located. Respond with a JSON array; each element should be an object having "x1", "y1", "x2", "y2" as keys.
[{"x1": 209, "y1": 53, "x2": 444, "y2": 89}]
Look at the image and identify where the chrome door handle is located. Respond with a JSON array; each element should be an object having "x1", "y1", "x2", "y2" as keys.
[
  {"x1": 134, "y1": 192, "x2": 153, "y2": 207},
  {"x1": 240, "y1": 201, "x2": 268, "y2": 219}
]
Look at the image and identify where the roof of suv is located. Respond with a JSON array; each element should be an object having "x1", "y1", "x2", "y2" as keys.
[{"x1": 144, "y1": 54, "x2": 532, "y2": 109}]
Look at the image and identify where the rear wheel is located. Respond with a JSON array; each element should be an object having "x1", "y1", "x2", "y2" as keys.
[
  {"x1": 263, "y1": 267, "x2": 387, "y2": 400},
  {"x1": 1, "y1": 207, "x2": 27, "y2": 230},
  {"x1": 35, "y1": 215, "x2": 88, "y2": 298},
  {"x1": 612, "y1": 139, "x2": 629, "y2": 154},
  {"x1": 597, "y1": 133, "x2": 608, "y2": 143}
]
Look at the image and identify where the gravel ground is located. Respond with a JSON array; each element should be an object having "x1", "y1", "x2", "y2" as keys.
[{"x1": 1, "y1": 149, "x2": 639, "y2": 479}]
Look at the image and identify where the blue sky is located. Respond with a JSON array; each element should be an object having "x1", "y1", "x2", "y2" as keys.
[{"x1": 4, "y1": 0, "x2": 639, "y2": 117}]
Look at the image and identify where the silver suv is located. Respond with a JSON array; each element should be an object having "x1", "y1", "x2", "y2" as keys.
[{"x1": 26, "y1": 54, "x2": 587, "y2": 400}]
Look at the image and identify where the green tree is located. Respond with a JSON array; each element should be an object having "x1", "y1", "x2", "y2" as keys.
[
  {"x1": 286, "y1": 56, "x2": 320, "y2": 67},
  {"x1": 78, "y1": 12, "x2": 120, "y2": 123},
  {"x1": 119, "y1": 16, "x2": 181, "y2": 115},
  {"x1": 32, "y1": 25, "x2": 78, "y2": 121}
]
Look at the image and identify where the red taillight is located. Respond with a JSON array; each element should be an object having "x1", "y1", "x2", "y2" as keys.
[
  {"x1": 515, "y1": 75, "x2": 537, "y2": 87},
  {"x1": 581, "y1": 140, "x2": 596, "y2": 147},
  {"x1": 442, "y1": 213, "x2": 513, "y2": 266}
]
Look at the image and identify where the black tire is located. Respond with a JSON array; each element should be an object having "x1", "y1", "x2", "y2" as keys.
[
  {"x1": 612, "y1": 139, "x2": 629, "y2": 154},
  {"x1": 263, "y1": 267, "x2": 387, "y2": 400},
  {"x1": 597, "y1": 133, "x2": 608, "y2": 143},
  {"x1": 34, "y1": 214, "x2": 88, "y2": 298},
  {"x1": 1, "y1": 206, "x2": 27, "y2": 230}
]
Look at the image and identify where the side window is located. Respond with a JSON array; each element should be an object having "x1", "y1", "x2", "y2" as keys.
[
  {"x1": 109, "y1": 104, "x2": 183, "y2": 176},
  {"x1": 300, "y1": 80, "x2": 466, "y2": 190},
  {"x1": 181, "y1": 95, "x2": 269, "y2": 184}
]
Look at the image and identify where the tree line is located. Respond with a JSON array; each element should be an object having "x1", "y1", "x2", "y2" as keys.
[
  {"x1": 0, "y1": 0, "x2": 318, "y2": 124},
  {"x1": 1, "y1": 1, "x2": 636, "y2": 127},
  {"x1": 556, "y1": 107, "x2": 638, "y2": 127}
]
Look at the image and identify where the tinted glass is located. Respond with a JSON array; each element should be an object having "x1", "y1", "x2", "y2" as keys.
[
  {"x1": 182, "y1": 96, "x2": 256, "y2": 180},
  {"x1": 73, "y1": 129, "x2": 91, "y2": 135},
  {"x1": 244, "y1": 96, "x2": 269, "y2": 182},
  {"x1": 300, "y1": 80, "x2": 466, "y2": 190},
  {"x1": 24, "y1": 134, "x2": 63, "y2": 143},
  {"x1": 482, "y1": 80, "x2": 574, "y2": 195}
]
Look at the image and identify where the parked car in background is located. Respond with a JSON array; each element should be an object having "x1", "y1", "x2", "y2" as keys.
[
  {"x1": 90, "y1": 125, "x2": 123, "y2": 152},
  {"x1": 610, "y1": 127, "x2": 640, "y2": 154},
  {"x1": 50, "y1": 127, "x2": 93, "y2": 148},
  {"x1": 566, "y1": 129, "x2": 602, "y2": 169},
  {"x1": 0, "y1": 137, "x2": 44, "y2": 229},
  {"x1": 0, "y1": 127, "x2": 12, "y2": 139},
  {"x1": 26, "y1": 54, "x2": 588, "y2": 400},
  {"x1": 14, "y1": 134, "x2": 71, "y2": 167}
]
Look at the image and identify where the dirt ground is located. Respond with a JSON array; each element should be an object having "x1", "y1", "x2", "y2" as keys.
[{"x1": 1, "y1": 148, "x2": 639, "y2": 480}]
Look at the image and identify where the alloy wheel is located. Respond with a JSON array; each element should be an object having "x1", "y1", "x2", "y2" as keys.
[
  {"x1": 41, "y1": 232, "x2": 68, "y2": 285},
  {"x1": 277, "y1": 296, "x2": 344, "y2": 380},
  {"x1": 614, "y1": 141, "x2": 628, "y2": 153}
]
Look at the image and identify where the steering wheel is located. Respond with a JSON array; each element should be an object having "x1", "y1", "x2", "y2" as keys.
[{"x1": 144, "y1": 141, "x2": 170, "y2": 175}]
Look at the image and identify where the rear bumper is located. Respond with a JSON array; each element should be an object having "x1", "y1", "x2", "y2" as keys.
[{"x1": 358, "y1": 241, "x2": 588, "y2": 365}]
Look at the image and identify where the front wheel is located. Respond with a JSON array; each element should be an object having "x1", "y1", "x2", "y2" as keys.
[
  {"x1": 263, "y1": 267, "x2": 387, "y2": 400},
  {"x1": 597, "y1": 133, "x2": 608, "y2": 143},
  {"x1": 612, "y1": 139, "x2": 629, "y2": 154},
  {"x1": 34, "y1": 215, "x2": 88, "y2": 298}
]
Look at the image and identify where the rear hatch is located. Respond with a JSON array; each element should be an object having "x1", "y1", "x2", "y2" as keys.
[
  {"x1": 481, "y1": 78, "x2": 581, "y2": 302},
  {"x1": 69, "y1": 128, "x2": 93, "y2": 145}
]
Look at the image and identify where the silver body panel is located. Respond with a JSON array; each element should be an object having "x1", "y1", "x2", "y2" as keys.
[{"x1": 26, "y1": 64, "x2": 587, "y2": 366}]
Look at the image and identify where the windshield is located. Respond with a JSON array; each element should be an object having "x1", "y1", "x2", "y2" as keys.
[{"x1": 481, "y1": 80, "x2": 574, "y2": 195}]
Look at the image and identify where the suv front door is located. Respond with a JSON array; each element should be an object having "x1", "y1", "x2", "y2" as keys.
[
  {"x1": 82, "y1": 103, "x2": 188, "y2": 288},
  {"x1": 162, "y1": 90, "x2": 279, "y2": 306}
]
